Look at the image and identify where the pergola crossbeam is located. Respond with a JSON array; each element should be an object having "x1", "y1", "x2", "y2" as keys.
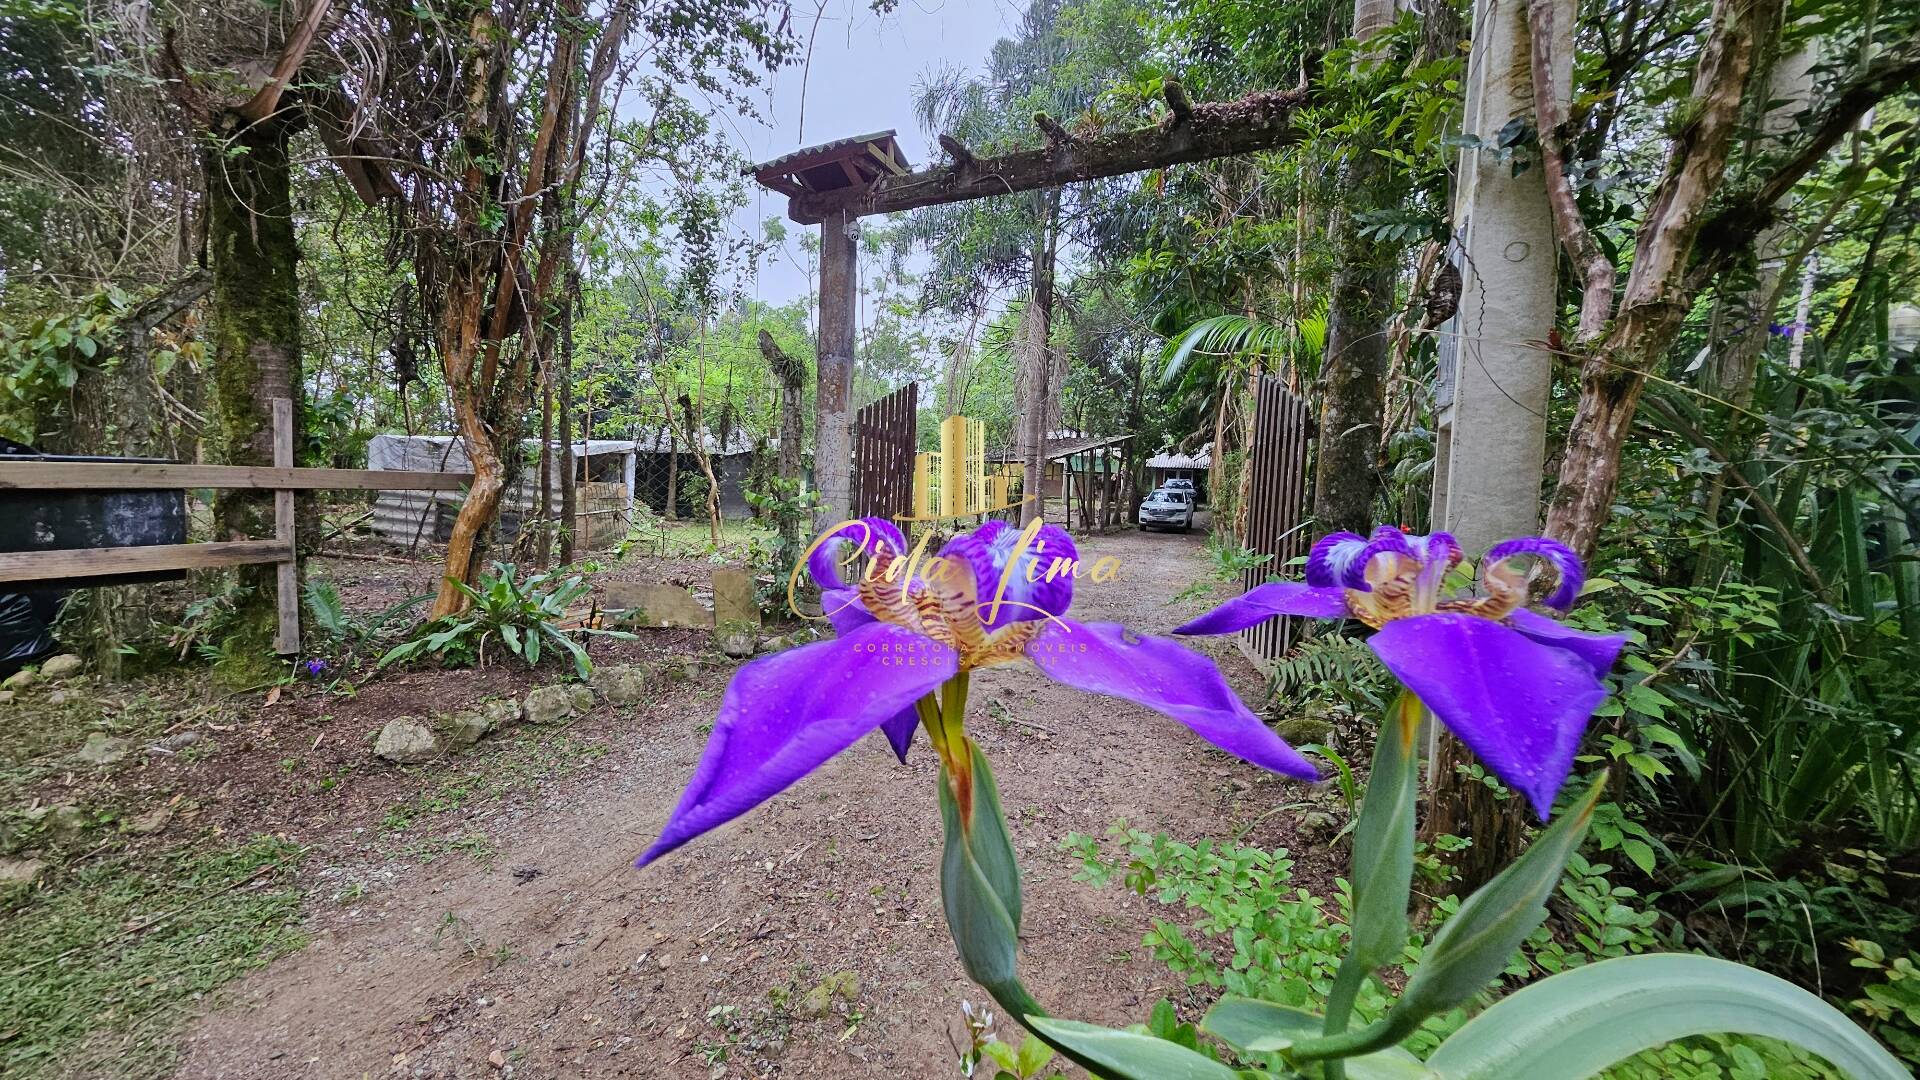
[{"x1": 780, "y1": 85, "x2": 1306, "y2": 224}]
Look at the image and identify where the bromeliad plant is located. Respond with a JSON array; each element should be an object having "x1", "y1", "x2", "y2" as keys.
[
  {"x1": 379, "y1": 561, "x2": 632, "y2": 678},
  {"x1": 637, "y1": 522, "x2": 1907, "y2": 1079}
]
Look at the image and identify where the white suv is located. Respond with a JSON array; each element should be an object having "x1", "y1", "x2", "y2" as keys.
[{"x1": 1138, "y1": 489, "x2": 1194, "y2": 532}]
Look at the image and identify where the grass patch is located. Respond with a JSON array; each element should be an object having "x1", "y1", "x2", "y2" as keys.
[{"x1": 0, "y1": 835, "x2": 307, "y2": 1079}]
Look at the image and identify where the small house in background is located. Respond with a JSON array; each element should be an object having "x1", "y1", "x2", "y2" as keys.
[
  {"x1": 988, "y1": 431, "x2": 1133, "y2": 499},
  {"x1": 1146, "y1": 445, "x2": 1210, "y2": 500},
  {"x1": 367, "y1": 429, "x2": 759, "y2": 550}
]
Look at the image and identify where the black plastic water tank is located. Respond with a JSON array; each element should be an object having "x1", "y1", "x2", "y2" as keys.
[{"x1": 0, "y1": 437, "x2": 189, "y2": 588}]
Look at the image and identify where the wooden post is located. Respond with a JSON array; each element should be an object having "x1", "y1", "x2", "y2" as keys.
[
  {"x1": 816, "y1": 210, "x2": 859, "y2": 527},
  {"x1": 272, "y1": 397, "x2": 299, "y2": 655}
]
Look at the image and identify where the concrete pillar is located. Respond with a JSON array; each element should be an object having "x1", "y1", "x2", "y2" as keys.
[
  {"x1": 815, "y1": 209, "x2": 859, "y2": 527},
  {"x1": 1430, "y1": 0, "x2": 1572, "y2": 553}
]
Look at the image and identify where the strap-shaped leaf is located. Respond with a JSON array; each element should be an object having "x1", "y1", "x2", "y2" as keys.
[
  {"x1": 1024, "y1": 1017, "x2": 1242, "y2": 1080},
  {"x1": 1293, "y1": 774, "x2": 1607, "y2": 1061},
  {"x1": 961, "y1": 737, "x2": 1022, "y2": 929},
  {"x1": 1203, "y1": 998, "x2": 1436, "y2": 1078},
  {"x1": 1393, "y1": 772, "x2": 1604, "y2": 1019},
  {"x1": 1424, "y1": 954, "x2": 1909, "y2": 1080},
  {"x1": 1347, "y1": 693, "x2": 1425, "y2": 971}
]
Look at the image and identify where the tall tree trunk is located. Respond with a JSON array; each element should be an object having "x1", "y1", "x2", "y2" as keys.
[
  {"x1": 206, "y1": 109, "x2": 305, "y2": 653},
  {"x1": 1021, "y1": 192, "x2": 1061, "y2": 526},
  {"x1": 1313, "y1": 252, "x2": 1394, "y2": 535},
  {"x1": 558, "y1": 283, "x2": 579, "y2": 564},
  {"x1": 537, "y1": 373, "x2": 555, "y2": 567},
  {"x1": 1310, "y1": 2, "x2": 1397, "y2": 536},
  {"x1": 760, "y1": 329, "x2": 807, "y2": 555},
  {"x1": 664, "y1": 431, "x2": 680, "y2": 520},
  {"x1": 1534, "y1": 0, "x2": 1787, "y2": 557},
  {"x1": 815, "y1": 210, "x2": 858, "y2": 527}
]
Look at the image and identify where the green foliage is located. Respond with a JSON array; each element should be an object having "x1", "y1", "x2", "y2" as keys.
[
  {"x1": 378, "y1": 562, "x2": 633, "y2": 678},
  {"x1": 1063, "y1": 822, "x2": 1854, "y2": 1078},
  {"x1": 0, "y1": 286, "x2": 129, "y2": 441},
  {"x1": 1265, "y1": 634, "x2": 1393, "y2": 717},
  {"x1": 301, "y1": 578, "x2": 431, "y2": 666},
  {"x1": 1845, "y1": 939, "x2": 1920, "y2": 1067}
]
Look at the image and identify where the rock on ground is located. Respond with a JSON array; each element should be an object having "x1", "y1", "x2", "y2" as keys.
[
  {"x1": 73, "y1": 732, "x2": 131, "y2": 767},
  {"x1": 0, "y1": 856, "x2": 45, "y2": 895},
  {"x1": 522, "y1": 684, "x2": 592, "y2": 725},
  {"x1": 443, "y1": 710, "x2": 491, "y2": 748},
  {"x1": 373, "y1": 718, "x2": 444, "y2": 764},
  {"x1": 39, "y1": 653, "x2": 83, "y2": 680},
  {"x1": 590, "y1": 665, "x2": 649, "y2": 704}
]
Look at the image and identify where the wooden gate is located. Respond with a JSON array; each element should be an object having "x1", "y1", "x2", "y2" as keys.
[
  {"x1": 852, "y1": 381, "x2": 918, "y2": 521},
  {"x1": 1238, "y1": 375, "x2": 1315, "y2": 669}
]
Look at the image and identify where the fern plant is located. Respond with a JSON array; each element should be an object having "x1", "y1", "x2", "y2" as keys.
[
  {"x1": 379, "y1": 562, "x2": 633, "y2": 679},
  {"x1": 302, "y1": 579, "x2": 431, "y2": 664},
  {"x1": 1266, "y1": 633, "x2": 1392, "y2": 715}
]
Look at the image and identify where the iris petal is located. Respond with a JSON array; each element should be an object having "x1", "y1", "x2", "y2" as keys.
[
  {"x1": 1484, "y1": 536, "x2": 1585, "y2": 611},
  {"x1": 1350, "y1": 526, "x2": 1416, "y2": 588},
  {"x1": 1368, "y1": 613, "x2": 1605, "y2": 819},
  {"x1": 1174, "y1": 582, "x2": 1349, "y2": 635},
  {"x1": 808, "y1": 517, "x2": 908, "y2": 591},
  {"x1": 1306, "y1": 531, "x2": 1369, "y2": 588},
  {"x1": 636, "y1": 621, "x2": 957, "y2": 866},
  {"x1": 1031, "y1": 619, "x2": 1318, "y2": 780},
  {"x1": 943, "y1": 519, "x2": 1077, "y2": 629},
  {"x1": 820, "y1": 588, "x2": 875, "y2": 634},
  {"x1": 1506, "y1": 609, "x2": 1627, "y2": 679},
  {"x1": 879, "y1": 708, "x2": 920, "y2": 761}
]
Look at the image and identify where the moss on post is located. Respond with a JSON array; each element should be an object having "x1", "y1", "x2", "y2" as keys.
[{"x1": 204, "y1": 109, "x2": 304, "y2": 677}]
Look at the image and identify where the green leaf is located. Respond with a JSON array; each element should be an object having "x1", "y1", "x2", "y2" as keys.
[
  {"x1": 967, "y1": 739, "x2": 1023, "y2": 928},
  {"x1": 1395, "y1": 774, "x2": 1605, "y2": 1018},
  {"x1": 1346, "y1": 693, "x2": 1424, "y2": 971},
  {"x1": 939, "y1": 744, "x2": 1022, "y2": 996},
  {"x1": 1292, "y1": 775, "x2": 1607, "y2": 1062},
  {"x1": 1424, "y1": 954, "x2": 1910, "y2": 1080},
  {"x1": 1014, "y1": 1033, "x2": 1055, "y2": 1075},
  {"x1": 1201, "y1": 999, "x2": 1434, "y2": 1077},
  {"x1": 1203, "y1": 997, "x2": 1325, "y2": 1052},
  {"x1": 500, "y1": 624, "x2": 523, "y2": 656},
  {"x1": 1022, "y1": 1017, "x2": 1240, "y2": 1080}
]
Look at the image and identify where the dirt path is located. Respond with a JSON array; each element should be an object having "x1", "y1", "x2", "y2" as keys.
[{"x1": 176, "y1": 521, "x2": 1328, "y2": 1079}]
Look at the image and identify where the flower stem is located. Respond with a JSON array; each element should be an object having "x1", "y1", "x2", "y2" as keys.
[{"x1": 1318, "y1": 691, "x2": 1427, "y2": 1079}]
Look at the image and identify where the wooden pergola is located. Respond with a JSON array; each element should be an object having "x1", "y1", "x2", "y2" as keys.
[{"x1": 747, "y1": 84, "x2": 1307, "y2": 527}]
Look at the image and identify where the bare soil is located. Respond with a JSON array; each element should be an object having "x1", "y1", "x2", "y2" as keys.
[{"x1": 164, "y1": 521, "x2": 1335, "y2": 1079}]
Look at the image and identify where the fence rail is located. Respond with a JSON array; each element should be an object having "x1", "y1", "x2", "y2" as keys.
[
  {"x1": 1, "y1": 398, "x2": 475, "y2": 654},
  {"x1": 0, "y1": 463, "x2": 471, "y2": 491}
]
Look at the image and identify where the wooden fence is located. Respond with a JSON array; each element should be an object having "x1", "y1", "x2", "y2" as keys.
[
  {"x1": 0, "y1": 398, "x2": 470, "y2": 655},
  {"x1": 852, "y1": 381, "x2": 918, "y2": 521},
  {"x1": 1238, "y1": 375, "x2": 1315, "y2": 670}
]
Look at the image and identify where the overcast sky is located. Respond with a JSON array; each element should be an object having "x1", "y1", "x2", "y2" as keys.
[{"x1": 692, "y1": 0, "x2": 1025, "y2": 309}]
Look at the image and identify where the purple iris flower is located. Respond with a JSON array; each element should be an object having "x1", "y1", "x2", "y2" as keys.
[
  {"x1": 1177, "y1": 526, "x2": 1626, "y2": 819},
  {"x1": 636, "y1": 517, "x2": 1317, "y2": 867},
  {"x1": 302, "y1": 658, "x2": 329, "y2": 677}
]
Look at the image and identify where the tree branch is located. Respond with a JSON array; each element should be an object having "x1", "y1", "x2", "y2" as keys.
[
  {"x1": 1693, "y1": 37, "x2": 1920, "y2": 272},
  {"x1": 1527, "y1": 0, "x2": 1615, "y2": 341}
]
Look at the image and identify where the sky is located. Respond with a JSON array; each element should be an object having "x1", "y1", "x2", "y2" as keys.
[{"x1": 689, "y1": 0, "x2": 1027, "y2": 309}]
